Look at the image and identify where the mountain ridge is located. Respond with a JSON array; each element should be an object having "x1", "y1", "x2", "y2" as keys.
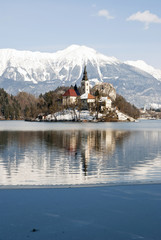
[
  {"x1": 125, "y1": 60, "x2": 161, "y2": 81},
  {"x1": 0, "y1": 45, "x2": 161, "y2": 108}
]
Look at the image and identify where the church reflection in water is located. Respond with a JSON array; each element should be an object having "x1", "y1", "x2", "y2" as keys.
[
  {"x1": 0, "y1": 129, "x2": 161, "y2": 185},
  {"x1": 42, "y1": 130, "x2": 130, "y2": 176}
]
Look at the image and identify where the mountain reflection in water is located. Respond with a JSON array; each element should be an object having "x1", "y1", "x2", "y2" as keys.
[{"x1": 0, "y1": 129, "x2": 161, "y2": 186}]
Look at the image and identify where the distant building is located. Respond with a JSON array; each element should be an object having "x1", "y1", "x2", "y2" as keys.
[
  {"x1": 99, "y1": 97, "x2": 112, "y2": 111},
  {"x1": 62, "y1": 89, "x2": 78, "y2": 106}
]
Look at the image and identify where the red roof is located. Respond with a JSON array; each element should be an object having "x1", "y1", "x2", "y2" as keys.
[
  {"x1": 88, "y1": 93, "x2": 95, "y2": 99},
  {"x1": 63, "y1": 89, "x2": 78, "y2": 97}
]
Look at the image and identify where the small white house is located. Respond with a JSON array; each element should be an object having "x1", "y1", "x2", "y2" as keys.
[{"x1": 99, "y1": 97, "x2": 112, "y2": 110}]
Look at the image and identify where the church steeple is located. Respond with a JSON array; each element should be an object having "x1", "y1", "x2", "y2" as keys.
[
  {"x1": 82, "y1": 65, "x2": 88, "y2": 81},
  {"x1": 81, "y1": 66, "x2": 90, "y2": 94}
]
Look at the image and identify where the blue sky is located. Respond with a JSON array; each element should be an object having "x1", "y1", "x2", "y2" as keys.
[{"x1": 0, "y1": 0, "x2": 161, "y2": 68}]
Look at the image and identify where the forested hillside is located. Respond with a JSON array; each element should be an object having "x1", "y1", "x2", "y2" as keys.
[
  {"x1": 0, "y1": 87, "x2": 68, "y2": 120},
  {"x1": 113, "y1": 94, "x2": 140, "y2": 119}
]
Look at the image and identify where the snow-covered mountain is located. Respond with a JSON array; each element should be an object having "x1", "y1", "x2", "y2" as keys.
[
  {"x1": 0, "y1": 44, "x2": 161, "y2": 107},
  {"x1": 0, "y1": 45, "x2": 119, "y2": 84},
  {"x1": 125, "y1": 60, "x2": 161, "y2": 81}
]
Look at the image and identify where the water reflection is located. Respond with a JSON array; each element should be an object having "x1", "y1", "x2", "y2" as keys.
[{"x1": 0, "y1": 129, "x2": 161, "y2": 186}]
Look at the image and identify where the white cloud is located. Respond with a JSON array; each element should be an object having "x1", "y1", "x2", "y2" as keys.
[
  {"x1": 97, "y1": 9, "x2": 114, "y2": 20},
  {"x1": 127, "y1": 10, "x2": 161, "y2": 29}
]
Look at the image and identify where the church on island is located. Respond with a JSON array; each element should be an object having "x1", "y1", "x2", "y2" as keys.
[
  {"x1": 36, "y1": 66, "x2": 136, "y2": 122},
  {"x1": 62, "y1": 66, "x2": 112, "y2": 111}
]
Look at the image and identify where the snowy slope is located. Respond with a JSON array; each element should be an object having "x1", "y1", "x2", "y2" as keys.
[
  {"x1": 0, "y1": 48, "x2": 57, "y2": 83},
  {"x1": 0, "y1": 45, "x2": 119, "y2": 84},
  {"x1": 125, "y1": 60, "x2": 161, "y2": 81},
  {"x1": 0, "y1": 44, "x2": 161, "y2": 107}
]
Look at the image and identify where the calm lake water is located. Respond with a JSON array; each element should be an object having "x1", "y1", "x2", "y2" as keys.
[{"x1": 0, "y1": 120, "x2": 161, "y2": 187}]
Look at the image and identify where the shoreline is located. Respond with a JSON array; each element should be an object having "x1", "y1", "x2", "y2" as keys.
[{"x1": 1, "y1": 180, "x2": 161, "y2": 190}]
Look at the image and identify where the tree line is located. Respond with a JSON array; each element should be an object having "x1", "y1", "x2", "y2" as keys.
[{"x1": 0, "y1": 87, "x2": 67, "y2": 120}]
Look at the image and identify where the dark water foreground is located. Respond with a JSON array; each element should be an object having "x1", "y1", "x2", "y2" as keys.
[
  {"x1": 0, "y1": 120, "x2": 161, "y2": 186},
  {"x1": 0, "y1": 184, "x2": 161, "y2": 240}
]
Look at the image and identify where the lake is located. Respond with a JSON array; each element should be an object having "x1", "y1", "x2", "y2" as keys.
[{"x1": 0, "y1": 120, "x2": 161, "y2": 187}]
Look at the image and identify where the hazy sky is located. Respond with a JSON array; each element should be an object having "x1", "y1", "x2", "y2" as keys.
[{"x1": 0, "y1": 0, "x2": 161, "y2": 68}]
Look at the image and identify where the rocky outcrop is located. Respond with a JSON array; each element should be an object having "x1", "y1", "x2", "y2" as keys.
[{"x1": 91, "y1": 83, "x2": 116, "y2": 101}]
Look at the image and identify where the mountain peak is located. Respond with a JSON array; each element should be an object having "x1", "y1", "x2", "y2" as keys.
[
  {"x1": 56, "y1": 44, "x2": 97, "y2": 58},
  {"x1": 0, "y1": 45, "x2": 161, "y2": 107},
  {"x1": 54, "y1": 44, "x2": 120, "y2": 67},
  {"x1": 64, "y1": 44, "x2": 87, "y2": 51},
  {"x1": 63, "y1": 44, "x2": 96, "y2": 51}
]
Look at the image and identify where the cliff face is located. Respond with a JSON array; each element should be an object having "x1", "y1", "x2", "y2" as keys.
[{"x1": 91, "y1": 83, "x2": 116, "y2": 101}]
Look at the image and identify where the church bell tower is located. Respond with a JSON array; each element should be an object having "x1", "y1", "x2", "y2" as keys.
[{"x1": 81, "y1": 66, "x2": 90, "y2": 94}]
